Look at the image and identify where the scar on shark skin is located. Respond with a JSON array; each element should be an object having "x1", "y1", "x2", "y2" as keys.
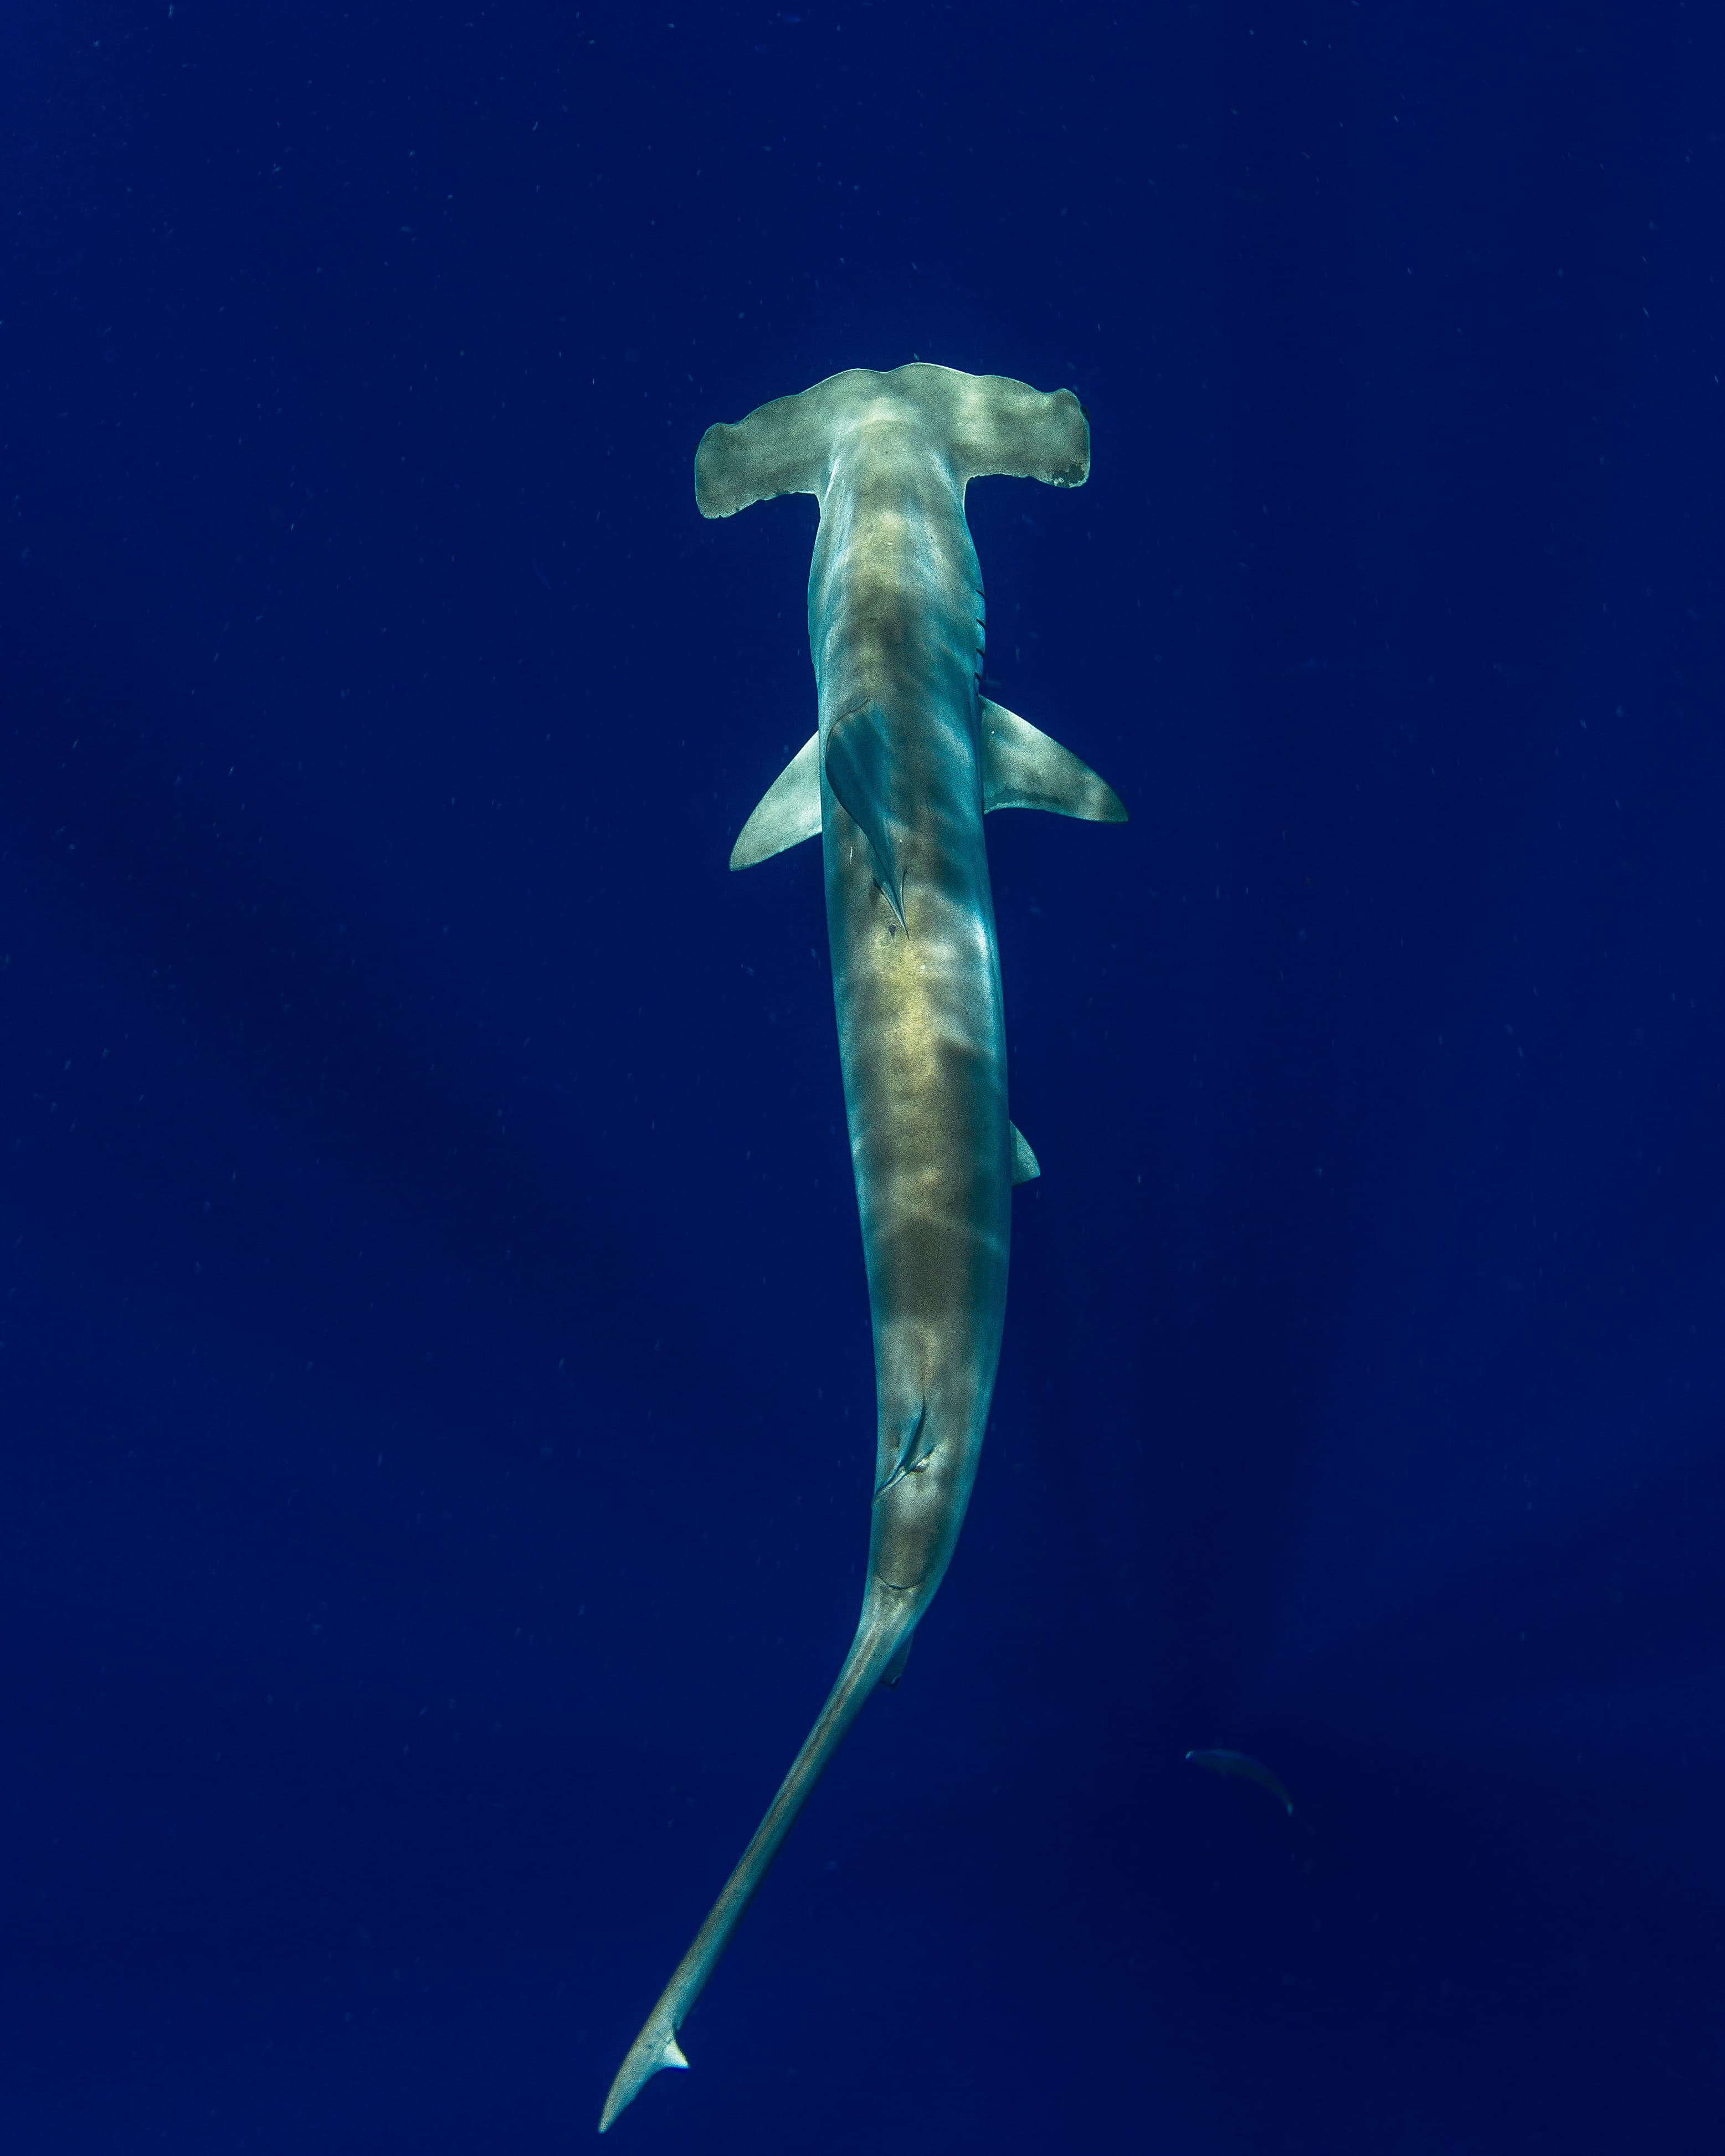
[{"x1": 598, "y1": 364, "x2": 1125, "y2": 2132}]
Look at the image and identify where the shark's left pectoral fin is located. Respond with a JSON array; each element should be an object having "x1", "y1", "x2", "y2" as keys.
[
  {"x1": 1009, "y1": 1122, "x2": 1041, "y2": 1185},
  {"x1": 824, "y1": 702, "x2": 910, "y2": 926},
  {"x1": 980, "y1": 699, "x2": 1127, "y2": 823},
  {"x1": 731, "y1": 734, "x2": 821, "y2": 870}
]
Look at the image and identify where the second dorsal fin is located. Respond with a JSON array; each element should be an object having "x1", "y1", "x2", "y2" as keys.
[{"x1": 980, "y1": 699, "x2": 1127, "y2": 823}]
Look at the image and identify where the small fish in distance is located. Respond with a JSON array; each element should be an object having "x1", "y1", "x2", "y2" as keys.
[{"x1": 1186, "y1": 1748, "x2": 1298, "y2": 1818}]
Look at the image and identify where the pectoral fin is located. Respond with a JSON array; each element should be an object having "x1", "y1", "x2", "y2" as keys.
[
  {"x1": 981, "y1": 699, "x2": 1127, "y2": 823},
  {"x1": 824, "y1": 702, "x2": 910, "y2": 926},
  {"x1": 730, "y1": 734, "x2": 821, "y2": 870},
  {"x1": 1009, "y1": 1122, "x2": 1041, "y2": 1185}
]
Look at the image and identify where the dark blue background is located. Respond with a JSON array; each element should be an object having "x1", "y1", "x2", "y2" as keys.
[{"x1": 4, "y1": 2, "x2": 1722, "y2": 2149}]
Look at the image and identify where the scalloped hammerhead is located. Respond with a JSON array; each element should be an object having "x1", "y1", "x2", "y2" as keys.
[{"x1": 600, "y1": 363, "x2": 1124, "y2": 2131}]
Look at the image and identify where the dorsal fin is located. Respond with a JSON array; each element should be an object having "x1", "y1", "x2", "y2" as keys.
[
  {"x1": 824, "y1": 702, "x2": 910, "y2": 926},
  {"x1": 730, "y1": 735, "x2": 821, "y2": 869},
  {"x1": 980, "y1": 699, "x2": 1126, "y2": 823}
]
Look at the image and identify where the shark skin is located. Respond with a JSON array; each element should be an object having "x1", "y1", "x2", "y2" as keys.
[{"x1": 599, "y1": 365, "x2": 1123, "y2": 2132}]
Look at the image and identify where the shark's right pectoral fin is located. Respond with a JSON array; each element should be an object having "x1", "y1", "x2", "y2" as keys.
[
  {"x1": 731, "y1": 734, "x2": 821, "y2": 870},
  {"x1": 980, "y1": 699, "x2": 1127, "y2": 823}
]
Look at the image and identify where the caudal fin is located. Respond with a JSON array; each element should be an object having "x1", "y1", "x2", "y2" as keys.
[{"x1": 597, "y1": 1583, "x2": 916, "y2": 2132}]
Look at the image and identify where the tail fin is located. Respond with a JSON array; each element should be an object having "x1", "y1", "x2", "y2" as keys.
[
  {"x1": 694, "y1": 363, "x2": 1088, "y2": 521},
  {"x1": 598, "y1": 1582, "x2": 916, "y2": 2132}
]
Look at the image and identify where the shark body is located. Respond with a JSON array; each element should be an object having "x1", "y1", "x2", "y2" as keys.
[{"x1": 600, "y1": 364, "x2": 1123, "y2": 2131}]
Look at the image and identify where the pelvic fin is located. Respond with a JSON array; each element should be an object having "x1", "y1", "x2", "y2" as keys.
[{"x1": 1009, "y1": 1123, "x2": 1041, "y2": 1184}]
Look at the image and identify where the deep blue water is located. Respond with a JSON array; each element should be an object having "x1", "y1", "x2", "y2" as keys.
[{"x1": 5, "y1": 3, "x2": 1723, "y2": 2149}]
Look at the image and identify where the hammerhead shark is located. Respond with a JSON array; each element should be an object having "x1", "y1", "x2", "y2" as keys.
[{"x1": 599, "y1": 363, "x2": 1124, "y2": 2131}]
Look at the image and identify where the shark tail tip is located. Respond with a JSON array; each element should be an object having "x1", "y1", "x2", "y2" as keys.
[{"x1": 598, "y1": 2023, "x2": 690, "y2": 2133}]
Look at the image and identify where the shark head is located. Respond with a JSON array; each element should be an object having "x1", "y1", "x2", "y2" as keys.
[{"x1": 694, "y1": 361, "x2": 1089, "y2": 520}]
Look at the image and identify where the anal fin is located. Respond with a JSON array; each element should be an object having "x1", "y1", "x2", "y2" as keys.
[
  {"x1": 981, "y1": 699, "x2": 1127, "y2": 823},
  {"x1": 730, "y1": 734, "x2": 821, "y2": 870}
]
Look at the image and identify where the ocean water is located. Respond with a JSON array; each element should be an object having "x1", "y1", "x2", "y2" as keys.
[{"x1": 4, "y1": 4, "x2": 1722, "y2": 2150}]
